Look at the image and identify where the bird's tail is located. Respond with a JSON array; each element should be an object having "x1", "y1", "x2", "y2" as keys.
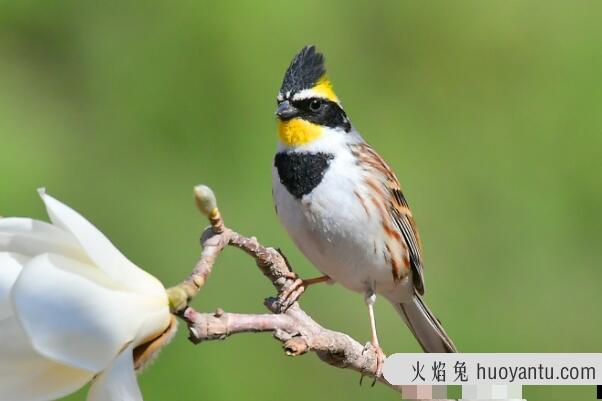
[{"x1": 393, "y1": 295, "x2": 457, "y2": 353}]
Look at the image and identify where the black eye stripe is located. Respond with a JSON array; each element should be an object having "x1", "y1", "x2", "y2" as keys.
[
  {"x1": 292, "y1": 98, "x2": 322, "y2": 111},
  {"x1": 291, "y1": 97, "x2": 351, "y2": 132}
]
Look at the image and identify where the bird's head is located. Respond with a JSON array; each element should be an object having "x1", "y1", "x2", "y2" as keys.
[{"x1": 276, "y1": 46, "x2": 351, "y2": 147}]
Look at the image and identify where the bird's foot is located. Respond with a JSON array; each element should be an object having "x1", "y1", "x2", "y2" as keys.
[
  {"x1": 277, "y1": 277, "x2": 306, "y2": 312},
  {"x1": 359, "y1": 342, "x2": 386, "y2": 387},
  {"x1": 276, "y1": 275, "x2": 330, "y2": 312}
]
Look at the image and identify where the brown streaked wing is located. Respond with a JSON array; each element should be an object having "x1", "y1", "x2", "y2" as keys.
[{"x1": 353, "y1": 143, "x2": 425, "y2": 295}]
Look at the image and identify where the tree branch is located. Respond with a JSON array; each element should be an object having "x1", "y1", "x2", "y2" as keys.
[{"x1": 167, "y1": 185, "x2": 401, "y2": 393}]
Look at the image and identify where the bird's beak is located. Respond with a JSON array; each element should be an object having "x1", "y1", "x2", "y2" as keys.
[{"x1": 275, "y1": 101, "x2": 297, "y2": 120}]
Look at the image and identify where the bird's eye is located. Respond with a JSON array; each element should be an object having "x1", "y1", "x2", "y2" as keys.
[{"x1": 309, "y1": 99, "x2": 322, "y2": 112}]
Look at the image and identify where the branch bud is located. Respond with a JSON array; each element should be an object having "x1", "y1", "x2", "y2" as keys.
[
  {"x1": 193, "y1": 185, "x2": 218, "y2": 217},
  {"x1": 166, "y1": 285, "x2": 190, "y2": 313}
]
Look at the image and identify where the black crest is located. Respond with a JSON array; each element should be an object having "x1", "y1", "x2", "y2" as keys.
[{"x1": 280, "y1": 45, "x2": 326, "y2": 96}]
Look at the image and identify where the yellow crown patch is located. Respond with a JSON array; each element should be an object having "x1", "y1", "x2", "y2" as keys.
[{"x1": 312, "y1": 76, "x2": 339, "y2": 103}]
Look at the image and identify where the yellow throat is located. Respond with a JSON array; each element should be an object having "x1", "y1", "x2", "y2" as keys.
[{"x1": 278, "y1": 118, "x2": 322, "y2": 147}]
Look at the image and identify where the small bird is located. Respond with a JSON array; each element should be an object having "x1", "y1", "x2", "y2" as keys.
[{"x1": 271, "y1": 46, "x2": 457, "y2": 371}]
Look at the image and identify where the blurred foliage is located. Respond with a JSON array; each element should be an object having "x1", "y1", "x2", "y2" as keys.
[{"x1": 1, "y1": 1, "x2": 601, "y2": 400}]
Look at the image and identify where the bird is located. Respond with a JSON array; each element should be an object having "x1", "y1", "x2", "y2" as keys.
[{"x1": 271, "y1": 46, "x2": 457, "y2": 373}]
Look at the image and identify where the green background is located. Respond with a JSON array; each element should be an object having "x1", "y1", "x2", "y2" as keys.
[{"x1": 1, "y1": 1, "x2": 601, "y2": 400}]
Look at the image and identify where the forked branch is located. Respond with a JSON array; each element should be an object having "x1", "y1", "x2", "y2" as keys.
[{"x1": 167, "y1": 185, "x2": 400, "y2": 393}]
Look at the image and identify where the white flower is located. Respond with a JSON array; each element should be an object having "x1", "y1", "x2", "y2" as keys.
[{"x1": 0, "y1": 190, "x2": 174, "y2": 401}]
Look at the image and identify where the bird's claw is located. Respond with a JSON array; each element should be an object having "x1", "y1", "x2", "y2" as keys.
[
  {"x1": 276, "y1": 277, "x2": 306, "y2": 312},
  {"x1": 359, "y1": 342, "x2": 386, "y2": 387}
]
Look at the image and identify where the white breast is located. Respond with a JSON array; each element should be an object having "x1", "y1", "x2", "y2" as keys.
[{"x1": 272, "y1": 132, "x2": 411, "y2": 298}]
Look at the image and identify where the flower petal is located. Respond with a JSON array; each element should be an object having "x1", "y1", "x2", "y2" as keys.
[
  {"x1": 87, "y1": 345, "x2": 142, "y2": 401},
  {"x1": 0, "y1": 252, "x2": 28, "y2": 320},
  {"x1": 0, "y1": 315, "x2": 93, "y2": 401},
  {"x1": 11, "y1": 253, "x2": 170, "y2": 372},
  {"x1": 0, "y1": 217, "x2": 88, "y2": 262},
  {"x1": 39, "y1": 190, "x2": 165, "y2": 297}
]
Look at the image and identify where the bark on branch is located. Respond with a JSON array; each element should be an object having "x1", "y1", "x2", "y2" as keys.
[{"x1": 167, "y1": 185, "x2": 401, "y2": 393}]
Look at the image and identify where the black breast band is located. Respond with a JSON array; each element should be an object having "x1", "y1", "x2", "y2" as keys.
[{"x1": 274, "y1": 152, "x2": 334, "y2": 199}]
